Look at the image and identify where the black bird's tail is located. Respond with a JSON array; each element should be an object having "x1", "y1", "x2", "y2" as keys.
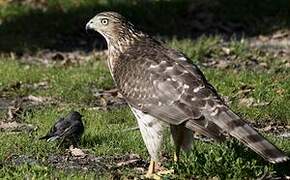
[{"x1": 39, "y1": 134, "x2": 59, "y2": 141}]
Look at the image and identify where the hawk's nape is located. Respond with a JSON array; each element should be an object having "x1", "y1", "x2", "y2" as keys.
[{"x1": 86, "y1": 11, "x2": 289, "y2": 177}]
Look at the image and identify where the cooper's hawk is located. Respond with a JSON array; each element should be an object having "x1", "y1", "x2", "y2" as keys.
[
  {"x1": 40, "y1": 111, "x2": 84, "y2": 147},
  {"x1": 86, "y1": 12, "x2": 289, "y2": 177}
]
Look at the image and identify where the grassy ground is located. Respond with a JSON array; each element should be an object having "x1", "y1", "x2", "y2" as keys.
[{"x1": 1, "y1": 0, "x2": 290, "y2": 179}]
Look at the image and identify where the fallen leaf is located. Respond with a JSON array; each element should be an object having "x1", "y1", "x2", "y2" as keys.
[
  {"x1": 258, "y1": 35, "x2": 269, "y2": 42},
  {"x1": 259, "y1": 62, "x2": 268, "y2": 68},
  {"x1": 222, "y1": 47, "x2": 231, "y2": 55},
  {"x1": 92, "y1": 88, "x2": 126, "y2": 110},
  {"x1": 272, "y1": 30, "x2": 288, "y2": 39},
  {"x1": 134, "y1": 167, "x2": 145, "y2": 173},
  {"x1": 30, "y1": 81, "x2": 49, "y2": 90},
  {"x1": 252, "y1": 101, "x2": 270, "y2": 107},
  {"x1": 239, "y1": 97, "x2": 255, "y2": 107},
  {"x1": 0, "y1": 121, "x2": 36, "y2": 132},
  {"x1": 7, "y1": 105, "x2": 22, "y2": 122},
  {"x1": 263, "y1": 125, "x2": 274, "y2": 132},
  {"x1": 233, "y1": 85, "x2": 254, "y2": 98},
  {"x1": 216, "y1": 60, "x2": 230, "y2": 69},
  {"x1": 233, "y1": 89, "x2": 253, "y2": 98},
  {"x1": 24, "y1": 95, "x2": 47, "y2": 103},
  {"x1": 69, "y1": 146, "x2": 87, "y2": 158}
]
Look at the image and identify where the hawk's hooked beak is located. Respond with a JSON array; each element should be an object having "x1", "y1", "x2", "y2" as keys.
[{"x1": 85, "y1": 20, "x2": 95, "y2": 33}]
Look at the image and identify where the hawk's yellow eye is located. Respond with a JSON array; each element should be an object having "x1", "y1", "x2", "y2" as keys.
[{"x1": 101, "y1": 18, "x2": 109, "y2": 25}]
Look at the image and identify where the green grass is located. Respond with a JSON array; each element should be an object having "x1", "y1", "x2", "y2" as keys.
[
  {"x1": 1, "y1": 38, "x2": 290, "y2": 178},
  {"x1": 1, "y1": 0, "x2": 290, "y2": 179},
  {"x1": 0, "y1": 59, "x2": 113, "y2": 103}
]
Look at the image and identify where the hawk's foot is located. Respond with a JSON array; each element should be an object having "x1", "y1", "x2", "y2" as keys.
[
  {"x1": 145, "y1": 170, "x2": 174, "y2": 180},
  {"x1": 145, "y1": 160, "x2": 174, "y2": 179}
]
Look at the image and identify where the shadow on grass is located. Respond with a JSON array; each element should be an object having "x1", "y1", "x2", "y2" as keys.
[{"x1": 0, "y1": 0, "x2": 289, "y2": 54}]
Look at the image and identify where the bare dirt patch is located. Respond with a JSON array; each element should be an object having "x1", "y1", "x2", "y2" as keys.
[
  {"x1": 18, "y1": 50, "x2": 107, "y2": 67},
  {"x1": 5, "y1": 151, "x2": 147, "y2": 176}
]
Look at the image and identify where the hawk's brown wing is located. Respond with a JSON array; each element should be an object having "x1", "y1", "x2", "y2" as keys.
[{"x1": 114, "y1": 43, "x2": 224, "y2": 138}]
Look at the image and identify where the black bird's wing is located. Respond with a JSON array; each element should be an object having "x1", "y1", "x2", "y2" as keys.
[{"x1": 39, "y1": 117, "x2": 67, "y2": 141}]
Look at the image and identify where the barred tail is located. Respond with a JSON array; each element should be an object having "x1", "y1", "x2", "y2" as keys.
[{"x1": 205, "y1": 108, "x2": 289, "y2": 163}]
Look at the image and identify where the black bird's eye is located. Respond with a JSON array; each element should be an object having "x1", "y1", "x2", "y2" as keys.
[{"x1": 101, "y1": 18, "x2": 109, "y2": 25}]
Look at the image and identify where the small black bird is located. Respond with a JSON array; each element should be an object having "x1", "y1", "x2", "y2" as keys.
[{"x1": 40, "y1": 111, "x2": 84, "y2": 146}]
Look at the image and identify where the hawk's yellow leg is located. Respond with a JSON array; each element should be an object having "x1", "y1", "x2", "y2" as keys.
[
  {"x1": 173, "y1": 149, "x2": 180, "y2": 162},
  {"x1": 171, "y1": 125, "x2": 183, "y2": 163},
  {"x1": 146, "y1": 159, "x2": 156, "y2": 176}
]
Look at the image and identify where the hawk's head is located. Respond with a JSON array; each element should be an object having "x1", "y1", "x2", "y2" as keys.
[{"x1": 86, "y1": 11, "x2": 140, "y2": 45}]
